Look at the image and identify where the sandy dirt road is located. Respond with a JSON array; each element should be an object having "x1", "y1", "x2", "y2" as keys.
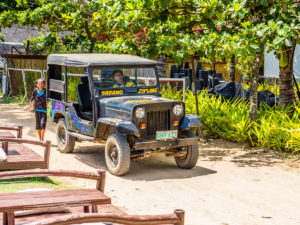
[{"x1": 0, "y1": 103, "x2": 300, "y2": 225}]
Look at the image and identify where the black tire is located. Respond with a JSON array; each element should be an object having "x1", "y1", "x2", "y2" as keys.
[
  {"x1": 105, "y1": 133, "x2": 130, "y2": 176},
  {"x1": 175, "y1": 130, "x2": 199, "y2": 169},
  {"x1": 56, "y1": 118, "x2": 75, "y2": 153}
]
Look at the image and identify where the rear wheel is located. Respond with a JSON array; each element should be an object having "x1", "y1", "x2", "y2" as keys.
[
  {"x1": 105, "y1": 133, "x2": 130, "y2": 176},
  {"x1": 56, "y1": 118, "x2": 75, "y2": 153},
  {"x1": 175, "y1": 130, "x2": 199, "y2": 169}
]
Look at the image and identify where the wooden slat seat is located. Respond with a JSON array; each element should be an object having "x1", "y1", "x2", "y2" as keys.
[
  {"x1": 0, "y1": 132, "x2": 15, "y2": 139},
  {"x1": 0, "y1": 126, "x2": 49, "y2": 171},
  {"x1": 1, "y1": 143, "x2": 45, "y2": 170},
  {"x1": 0, "y1": 126, "x2": 23, "y2": 139},
  {"x1": 0, "y1": 204, "x2": 126, "y2": 225},
  {"x1": 0, "y1": 138, "x2": 50, "y2": 171},
  {"x1": 0, "y1": 189, "x2": 111, "y2": 212}
]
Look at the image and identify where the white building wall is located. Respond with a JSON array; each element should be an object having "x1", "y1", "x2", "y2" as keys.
[{"x1": 264, "y1": 45, "x2": 300, "y2": 78}]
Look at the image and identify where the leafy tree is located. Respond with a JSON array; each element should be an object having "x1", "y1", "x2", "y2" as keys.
[
  {"x1": 0, "y1": 0, "x2": 41, "y2": 42},
  {"x1": 0, "y1": 0, "x2": 117, "y2": 53},
  {"x1": 1, "y1": 0, "x2": 299, "y2": 111}
]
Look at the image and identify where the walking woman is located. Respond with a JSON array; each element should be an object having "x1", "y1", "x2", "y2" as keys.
[{"x1": 29, "y1": 78, "x2": 47, "y2": 141}]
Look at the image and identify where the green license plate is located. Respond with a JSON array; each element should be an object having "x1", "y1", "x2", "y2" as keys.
[{"x1": 156, "y1": 130, "x2": 178, "y2": 140}]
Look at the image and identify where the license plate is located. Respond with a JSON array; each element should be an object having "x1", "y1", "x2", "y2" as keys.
[{"x1": 156, "y1": 130, "x2": 178, "y2": 140}]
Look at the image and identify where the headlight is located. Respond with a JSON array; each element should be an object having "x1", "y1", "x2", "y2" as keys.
[
  {"x1": 135, "y1": 107, "x2": 145, "y2": 119},
  {"x1": 173, "y1": 104, "x2": 183, "y2": 116}
]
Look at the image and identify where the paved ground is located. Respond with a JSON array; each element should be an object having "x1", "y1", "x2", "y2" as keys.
[{"x1": 0, "y1": 103, "x2": 300, "y2": 225}]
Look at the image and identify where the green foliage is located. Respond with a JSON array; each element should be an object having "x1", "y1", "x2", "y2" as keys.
[
  {"x1": 0, "y1": 94, "x2": 28, "y2": 105},
  {"x1": 160, "y1": 85, "x2": 182, "y2": 101},
  {"x1": 243, "y1": 82, "x2": 280, "y2": 96},
  {"x1": 67, "y1": 77, "x2": 80, "y2": 102},
  {"x1": 162, "y1": 86, "x2": 300, "y2": 154}
]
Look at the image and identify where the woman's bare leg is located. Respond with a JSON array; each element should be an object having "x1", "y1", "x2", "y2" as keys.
[
  {"x1": 37, "y1": 130, "x2": 42, "y2": 141},
  {"x1": 41, "y1": 129, "x2": 45, "y2": 141}
]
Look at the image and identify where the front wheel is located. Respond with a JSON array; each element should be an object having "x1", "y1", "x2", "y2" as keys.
[
  {"x1": 105, "y1": 133, "x2": 130, "y2": 176},
  {"x1": 56, "y1": 118, "x2": 75, "y2": 153},
  {"x1": 175, "y1": 130, "x2": 199, "y2": 169}
]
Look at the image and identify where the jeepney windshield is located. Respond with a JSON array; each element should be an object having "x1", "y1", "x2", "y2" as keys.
[{"x1": 91, "y1": 67, "x2": 158, "y2": 89}]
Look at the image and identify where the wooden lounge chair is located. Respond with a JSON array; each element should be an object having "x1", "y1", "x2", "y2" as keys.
[
  {"x1": 24, "y1": 210, "x2": 185, "y2": 225},
  {"x1": 0, "y1": 126, "x2": 23, "y2": 139},
  {"x1": 0, "y1": 169, "x2": 108, "y2": 225},
  {"x1": 0, "y1": 138, "x2": 50, "y2": 170}
]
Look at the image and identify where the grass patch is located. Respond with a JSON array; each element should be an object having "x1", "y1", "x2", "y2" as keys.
[
  {"x1": 0, "y1": 94, "x2": 29, "y2": 105},
  {"x1": 0, "y1": 177, "x2": 75, "y2": 193}
]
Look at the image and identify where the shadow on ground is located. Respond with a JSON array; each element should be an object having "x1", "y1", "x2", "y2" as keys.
[
  {"x1": 230, "y1": 150, "x2": 283, "y2": 167},
  {"x1": 199, "y1": 139, "x2": 284, "y2": 167},
  {"x1": 73, "y1": 144, "x2": 217, "y2": 181}
]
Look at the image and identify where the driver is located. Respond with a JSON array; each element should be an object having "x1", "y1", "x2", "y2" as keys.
[{"x1": 113, "y1": 70, "x2": 134, "y2": 87}]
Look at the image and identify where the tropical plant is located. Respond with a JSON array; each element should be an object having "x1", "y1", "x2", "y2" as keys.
[{"x1": 162, "y1": 86, "x2": 300, "y2": 154}]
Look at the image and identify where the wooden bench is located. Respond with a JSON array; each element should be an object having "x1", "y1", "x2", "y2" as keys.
[
  {"x1": 24, "y1": 210, "x2": 185, "y2": 225},
  {"x1": 0, "y1": 126, "x2": 23, "y2": 139},
  {"x1": 0, "y1": 138, "x2": 50, "y2": 171},
  {"x1": 0, "y1": 169, "x2": 108, "y2": 225}
]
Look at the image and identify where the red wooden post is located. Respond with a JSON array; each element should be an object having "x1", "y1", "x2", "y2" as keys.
[
  {"x1": 174, "y1": 209, "x2": 185, "y2": 225},
  {"x1": 96, "y1": 170, "x2": 106, "y2": 192},
  {"x1": 44, "y1": 141, "x2": 51, "y2": 169},
  {"x1": 17, "y1": 126, "x2": 23, "y2": 138},
  {"x1": 3, "y1": 212, "x2": 8, "y2": 225},
  {"x1": 83, "y1": 206, "x2": 90, "y2": 213},
  {"x1": 7, "y1": 212, "x2": 15, "y2": 225},
  {"x1": 2, "y1": 142, "x2": 8, "y2": 155},
  {"x1": 91, "y1": 205, "x2": 98, "y2": 213}
]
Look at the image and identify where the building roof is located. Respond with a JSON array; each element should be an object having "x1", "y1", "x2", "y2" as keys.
[
  {"x1": 1, "y1": 26, "x2": 41, "y2": 43},
  {"x1": 47, "y1": 54, "x2": 158, "y2": 67},
  {"x1": 0, "y1": 42, "x2": 25, "y2": 68},
  {"x1": 0, "y1": 42, "x2": 24, "y2": 55}
]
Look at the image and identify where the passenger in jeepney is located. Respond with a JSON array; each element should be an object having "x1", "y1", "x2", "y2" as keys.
[{"x1": 113, "y1": 70, "x2": 134, "y2": 87}]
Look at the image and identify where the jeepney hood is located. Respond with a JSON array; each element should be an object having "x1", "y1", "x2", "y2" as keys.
[{"x1": 99, "y1": 95, "x2": 180, "y2": 120}]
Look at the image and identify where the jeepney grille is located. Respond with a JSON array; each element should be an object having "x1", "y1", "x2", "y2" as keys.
[{"x1": 146, "y1": 110, "x2": 170, "y2": 136}]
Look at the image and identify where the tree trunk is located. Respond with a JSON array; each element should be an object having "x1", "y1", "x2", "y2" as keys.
[
  {"x1": 250, "y1": 46, "x2": 263, "y2": 122},
  {"x1": 191, "y1": 57, "x2": 199, "y2": 116},
  {"x1": 89, "y1": 42, "x2": 95, "y2": 53},
  {"x1": 85, "y1": 21, "x2": 95, "y2": 53},
  {"x1": 229, "y1": 55, "x2": 235, "y2": 82},
  {"x1": 279, "y1": 40, "x2": 296, "y2": 107}
]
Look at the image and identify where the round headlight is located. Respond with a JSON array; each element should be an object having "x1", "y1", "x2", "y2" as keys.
[
  {"x1": 173, "y1": 104, "x2": 183, "y2": 116},
  {"x1": 135, "y1": 107, "x2": 145, "y2": 119}
]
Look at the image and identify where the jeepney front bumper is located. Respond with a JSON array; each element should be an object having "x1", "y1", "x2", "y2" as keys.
[{"x1": 133, "y1": 137, "x2": 198, "y2": 150}]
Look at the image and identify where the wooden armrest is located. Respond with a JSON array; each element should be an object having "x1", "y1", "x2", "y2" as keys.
[
  {"x1": 0, "y1": 169, "x2": 106, "y2": 192},
  {"x1": 0, "y1": 138, "x2": 49, "y2": 147},
  {"x1": 24, "y1": 210, "x2": 185, "y2": 225},
  {"x1": 0, "y1": 126, "x2": 23, "y2": 138}
]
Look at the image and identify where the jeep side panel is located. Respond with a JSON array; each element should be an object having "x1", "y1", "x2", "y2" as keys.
[
  {"x1": 65, "y1": 104, "x2": 94, "y2": 136},
  {"x1": 47, "y1": 99, "x2": 65, "y2": 122}
]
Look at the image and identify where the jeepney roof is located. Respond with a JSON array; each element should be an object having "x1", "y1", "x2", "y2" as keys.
[{"x1": 47, "y1": 54, "x2": 157, "y2": 67}]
